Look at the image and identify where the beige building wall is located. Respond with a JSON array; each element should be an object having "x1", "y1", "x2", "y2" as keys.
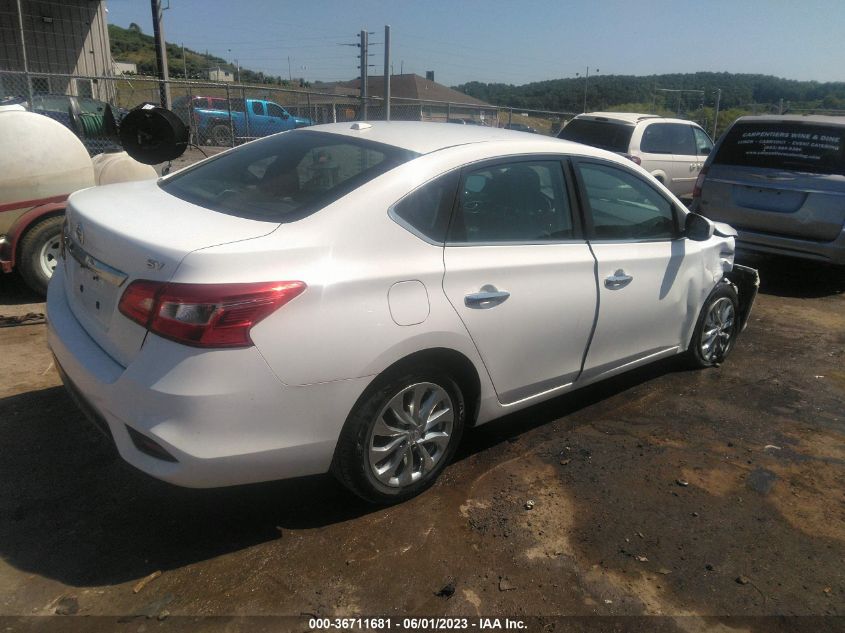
[{"x1": 0, "y1": 0, "x2": 113, "y2": 100}]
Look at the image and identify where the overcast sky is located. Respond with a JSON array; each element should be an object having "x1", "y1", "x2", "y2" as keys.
[{"x1": 105, "y1": 0, "x2": 845, "y2": 86}]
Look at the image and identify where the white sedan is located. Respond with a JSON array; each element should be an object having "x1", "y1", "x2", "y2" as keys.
[{"x1": 47, "y1": 121, "x2": 758, "y2": 504}]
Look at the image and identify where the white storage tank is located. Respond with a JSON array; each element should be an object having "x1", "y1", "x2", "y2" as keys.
[
  {"x1": 92, "y1": 151, "x2": 157, "y2": 186},
  {"x1": 0, "y1": 111, "x2": 95, "y2": 204}
]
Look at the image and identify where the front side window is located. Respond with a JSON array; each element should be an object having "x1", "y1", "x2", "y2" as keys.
[
  {"x1": 267, "y1": 103, "x2": 286, "y2": 119},
  {"x1": 640, "y1": 123, "x2": 696, "y2": 155},
  {"x1": 577, "y1": 161, "x2": 677, "y2": 241},
  {"x1": 449, "y1": 160, "x2": 573, "y2": 243},
  {"x1": 161, "y1": 130, "x2": 419, "y2": 222}
]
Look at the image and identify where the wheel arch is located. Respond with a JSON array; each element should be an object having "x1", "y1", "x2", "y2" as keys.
[
  {"x1": 354, "y1": 347, "x2": 483, "y2": 430},
  {"x1": 650, "y1": 170, "x2": 668, "y2": 184},
  {"x1": 2, "y1": 201, "x2": 66, "y2": 273}
]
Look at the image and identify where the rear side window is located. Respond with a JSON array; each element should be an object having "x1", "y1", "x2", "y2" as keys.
[
  {"x1": 160, "y1": 130, "x2": 419, "y2": 222},
  {"x1": 640, "y1": 123, "x2": 696, "y2": 155},
  {"x1": 449, "y1": 160, "x2": 573, "y2": 243},
  {"x1": 713, "y1": 121, "x2": 845, "y2": 176},
  {"x1": 693, "y1": 127, "x2": 714, "y2": 155},
  {"x1": 391, "y1": 172, "x2": 459, "y2": 243},
  {"x1": 558, "y1": 119, "x2": 634, "y2": 153}
]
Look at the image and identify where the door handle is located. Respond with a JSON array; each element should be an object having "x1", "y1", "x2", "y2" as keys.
[
  {"x1": 604, "y1": 269, "x2": 633, "y2": 290},
  {"x1": 465, "y1": 287, "x2": 510, "y2": 309}
]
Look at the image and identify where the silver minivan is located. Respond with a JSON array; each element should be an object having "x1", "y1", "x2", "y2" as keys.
[{"x1": 692, "y1": 115, "x2": 845, "y2": 264}]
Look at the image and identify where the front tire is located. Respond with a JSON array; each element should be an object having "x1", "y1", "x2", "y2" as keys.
[
  {"x1": 332, "y1": 367, "x2": 465, "y2": 505},
  {"x1": 687, "y1": 283, "x2": 740, "y2": 368},
  {"x1": 18, "y1": 215, "x2": 63, "y2": 296}
]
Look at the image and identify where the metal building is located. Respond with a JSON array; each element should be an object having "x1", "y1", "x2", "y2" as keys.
[{"x1": 0, "y1": 0, "x2": 112, "y2": 99}]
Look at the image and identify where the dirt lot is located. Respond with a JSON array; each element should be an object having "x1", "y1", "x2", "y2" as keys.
[{"x1": 0, "y1": 254, "x2": 843, "y2": 632}]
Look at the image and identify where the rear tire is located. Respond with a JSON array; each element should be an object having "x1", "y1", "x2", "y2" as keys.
[
  {"x1": 210, "y1": 123, "x2": 232, "y2": 146},
  {"x1": 332, "y1": 367, "x2": 465, "y2": 505},
  {"x1": 18, "y1": 215, "x2": 63, "y2": 297},
  {"x1": 686, "y1": 283, "x2": 740, "y2": 368}
]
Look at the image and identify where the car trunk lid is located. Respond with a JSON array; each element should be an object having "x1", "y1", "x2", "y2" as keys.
[{"x1": 62, "y1": 180, "x2": 280, "y2": 367}]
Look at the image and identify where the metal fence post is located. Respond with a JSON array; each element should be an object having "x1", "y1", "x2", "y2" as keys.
[
  {"x1": 242, "y1": 86, "x2": 250, "y2": 141},
  {"x1": 14, "y1": 0, "x2": 33, "y2": 107},
  {"x1": 384, "y1": 25, "x2": 391, "y2": 121},
  {"x1": 225, "y1": 83, "x2": 235, "y2": 147},
  {"x1": 360, "y1": 30, "x2": 369, "y2": 121}
]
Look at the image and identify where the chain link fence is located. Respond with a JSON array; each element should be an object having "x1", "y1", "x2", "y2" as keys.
[{"x1": 1, "y1": 70, "x2": 575, "y2": 153}]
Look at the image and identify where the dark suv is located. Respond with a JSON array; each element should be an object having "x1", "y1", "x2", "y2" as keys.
[{"x1": 692, "y1": 115, "x2": 845, "y2": 264}]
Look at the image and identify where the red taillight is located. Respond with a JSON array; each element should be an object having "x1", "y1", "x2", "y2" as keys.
[
  {"x1": 692, "y1": 165, "x2": 709, "y2": 199},
  {"x1": 623, "y1": 153, "x2": 642, "y2": 166},
  {"x1": 118, "y1": 280, "x2": 306, "y2": 348}
]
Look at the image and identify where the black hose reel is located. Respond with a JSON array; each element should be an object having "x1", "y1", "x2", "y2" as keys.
[{"x1": 120, "y1": 104, "x2": 189, "y2": 165}]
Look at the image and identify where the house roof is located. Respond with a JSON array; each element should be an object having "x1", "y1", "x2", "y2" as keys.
[{"x1": 342, "y1": 74, "x2": 491, "y2": 107}]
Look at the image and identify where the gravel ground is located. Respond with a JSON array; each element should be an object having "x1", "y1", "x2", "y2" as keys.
[{"x1": 0, "y1": 254, "x2": 843, "y2": 633}]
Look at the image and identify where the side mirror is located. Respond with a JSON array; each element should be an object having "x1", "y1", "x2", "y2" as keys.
[{"x1": 685, "y1": 212, "x2": 714, "y2": 242}]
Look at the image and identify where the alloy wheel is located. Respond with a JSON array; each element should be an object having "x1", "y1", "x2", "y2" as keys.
[
  {"x1": 700, "y1": 297, "x2": 735, "y2": 362},
  {"x1": 368, "y1": 382, "x2": 454, "y2": 488}
]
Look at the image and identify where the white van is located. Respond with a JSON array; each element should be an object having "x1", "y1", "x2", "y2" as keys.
[{"x1": 558, "y1": 112, "x2": 714, "y2": 200}]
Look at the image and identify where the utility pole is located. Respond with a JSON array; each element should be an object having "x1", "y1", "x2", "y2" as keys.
[
  {"x1": 383, "y1": 25, "x2": 391, "y2": 121},
  {"x1": 228, "y1": 49, "x2": 240, "y2": 83},
  {"x1": 576, "y1": 67, "x2": 598, "y2": 113},
  {"x1": 287, "y1": 56, "x2": 292, "y2": 82},
  {"x1": 181, "y1": 43, "x2": 187, "y2": 78},
  {"x1": 359, "y1": 29, "x2": 369, "y2": 120},
  {"x1": 150, "y1": 0, "x2": 170, "y2": 109},
  {"x1": 713, "y1": 88, "x2": 722, "y2": 139},
  {"x1": 14, "y1": 0, "x2": 33, "y2": 106}
]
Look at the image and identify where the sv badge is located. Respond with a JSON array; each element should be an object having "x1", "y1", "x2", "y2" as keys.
[{"x1": 146, "y1": 258, "x2": 166, "y2": 271}]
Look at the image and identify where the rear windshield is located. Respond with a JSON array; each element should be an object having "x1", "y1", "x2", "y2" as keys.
[
  {"x1": 558, "y1": 119, "x2": 634, "y2": 153},
  {"x1": 160, "y1": 130, "x2": 419, "y2": 221},
  {"x1": 713, "y1": 121, "x2": 845, "y2": 176}
]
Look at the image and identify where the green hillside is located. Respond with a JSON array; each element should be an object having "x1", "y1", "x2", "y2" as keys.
[
  {"x1": 108, "y1": 23, "x2": 295, "y2": 85},
  {"x1": 455, "y1": 72, "x2": 845, "y2": 115},
  {"x1": 454, "y1": 72, "x2": 845, "y2": 137}
]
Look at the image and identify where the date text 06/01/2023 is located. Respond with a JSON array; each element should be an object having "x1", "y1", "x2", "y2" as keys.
[{"x1": 308, "y1": 617, "x2": 528, "y2": 630}]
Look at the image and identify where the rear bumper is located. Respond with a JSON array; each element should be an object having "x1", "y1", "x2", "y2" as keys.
[
  {"x1": 733, "y1": 226, "x2": 845, "y2": 265},
  {"x1": 46, "y1": 263, "x2": 371, "y2": 488}
]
